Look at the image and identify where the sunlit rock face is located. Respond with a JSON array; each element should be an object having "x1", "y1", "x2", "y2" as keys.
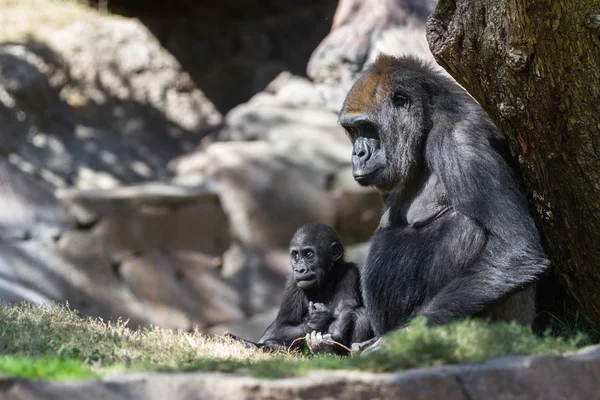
[
  {"x1": 0, "y1": 0, "x2": 432, "y2": 332},
  {"x1": 0, "y1": 19, "x2": 222, "y2": 192}
]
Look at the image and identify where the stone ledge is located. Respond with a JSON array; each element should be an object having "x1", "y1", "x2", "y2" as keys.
[{"x1": 1, "y1": 345, "x2": 599, "y2": 400}]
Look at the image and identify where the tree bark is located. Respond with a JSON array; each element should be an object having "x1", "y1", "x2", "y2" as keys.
[{"x1": 427, "y1": 1, "x2": 600, "y2": 322}]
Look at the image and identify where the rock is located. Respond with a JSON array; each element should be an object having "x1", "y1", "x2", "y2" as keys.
[
  {"x1": 169, "y1": 76, "x2": 383, "y2": 314},
  {"x1": 0, "y1": 182, "x2": 244, "y2": 330},
  {"x1": 0, "y1": 11, "x2": 236, "y2": 329},
  {"x1": 56, "y1": 183, "x2": 241, "y2": 329},
  {"x1": 1, "y1": 0, "x2": 444, "y2": 334},
  {"x1": 0, "y1": 234, "x2": 150, "y2": 326},
  {"x1": 333, "y1": 167, "x2": 383, "y2": 244},
  {"x1": 346, "y1": 241, "x2": 371, "y2": 267},
  {"x1": 0, "y1": 345, "x2": 599, "y2": 399},
  {"x1": 0, "y1": 16, "x2": 221, "y2": 191},
  {"x1": 50, "y1": 19, "x2": 221, "y2": 133},
  {"x1": 103, "y1": 0, "x2": 338, "y2": 112},
  {"x1": 56, "y1": 183, "x2": 229, "y2": 255},
  {"x1": 0, "y1": 159, "x2": 70, "y2": 240},
  {"x1": 307, "y1": 0, "x2": 437, "y2": 112},
  {"x1": 117, "y1": 251, "x2": 243, "y2": 329},
  {"x1": 213, "y1": 74, "x2": 329, "y2": 143}
]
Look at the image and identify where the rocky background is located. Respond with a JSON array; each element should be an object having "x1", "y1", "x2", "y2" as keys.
[{"x1": 0, "y1": 0, "x2": 435, "y2": 340}]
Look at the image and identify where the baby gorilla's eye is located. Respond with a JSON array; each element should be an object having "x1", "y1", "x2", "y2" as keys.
[
  {"x1": 291, "y1": 252, "x2": 299, "y2": 262},
  {"x1": 305, "y1": 251, "x2": 314, "y2": 259}
]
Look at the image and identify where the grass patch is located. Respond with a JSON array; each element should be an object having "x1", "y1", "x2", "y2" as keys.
[
  {"x1": 0, "y1": 356, "x2": 97, "y2": 380},
  {"x1": 540, "y1": 309, "x2": 600, "y2": 345},
  {"x1": 0, "y1": 302, "x2": 282, "y2": 369},
  {"x1": 0, "y1": 302, "x2": 594, "y2": 381}
]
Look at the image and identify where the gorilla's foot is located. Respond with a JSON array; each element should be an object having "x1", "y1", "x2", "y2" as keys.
[{"x1": 351, "y1": 336, "x2": 384, "y2": 355}]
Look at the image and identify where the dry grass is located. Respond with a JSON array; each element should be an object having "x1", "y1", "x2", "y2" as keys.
[
  {"x1": 0, "y1": 302, "x2": 291, "y2": 372},
  {"x1": 0, "y1": 301, "x2": 591, "y2": 381},
  {"x1": 0, "y1": 0, "x2": 108, "y2": 43}
]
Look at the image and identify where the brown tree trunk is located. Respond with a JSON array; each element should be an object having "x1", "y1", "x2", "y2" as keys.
[{"x1": 427, "y1": 1, "x2": 600, "y2": 322}]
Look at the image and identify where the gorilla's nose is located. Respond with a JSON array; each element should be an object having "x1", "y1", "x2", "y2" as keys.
[
  {"x1": 295, "y1": 265, "x2": 307, "y2": 274},
  {"x1": 353, "y1": 140, "x2": 372, "y2": 161}
]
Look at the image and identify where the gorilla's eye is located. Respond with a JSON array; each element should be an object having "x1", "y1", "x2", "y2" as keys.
[
  {"x1": 304, "y1": 250, "x2": 314, "y2": 259},
  {"x1": 291, "y1": 251, "x2": 299, "y2": 262},
  {"x1": 392, "y1": 92, "x2": 409, "y2": 108}
]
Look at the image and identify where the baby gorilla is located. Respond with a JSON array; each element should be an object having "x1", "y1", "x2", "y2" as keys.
[{"x1": 258, "y1": 223, "x2": 372, "y2": 354}]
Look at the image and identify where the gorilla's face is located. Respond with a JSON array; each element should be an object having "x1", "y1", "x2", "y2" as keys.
[
  {"x1": 290, "y1": 243, "x2": 322, "y2": 290},
  {"x1": 289, "y1": 224, "x2": 344, "y2": 290},
  {"x1": 339, "y1": 58, "x2": 431, "y2": 194},
  {"x1": 341, "y1": 116, "x2": 388, "y2": 187}
]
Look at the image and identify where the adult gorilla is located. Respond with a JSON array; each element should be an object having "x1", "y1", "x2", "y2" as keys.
[{"x1": 339, "y1": 55, "x2": 549, "y2": 345}]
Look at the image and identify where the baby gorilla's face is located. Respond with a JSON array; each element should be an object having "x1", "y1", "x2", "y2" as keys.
[
  {"x1": 290, "y1": 240, "x2": 328, "y2": 290},
  {"x1": 288, "y1": 223, "x2": 343, "y2": 291}
]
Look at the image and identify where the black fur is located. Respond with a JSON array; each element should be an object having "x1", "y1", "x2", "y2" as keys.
[
  {"x1": 339, "y1": 55, "x2": 550, "y2": 337},
  {"x1": 258, "y1": 223, "x2": 373, "y2": 353}
]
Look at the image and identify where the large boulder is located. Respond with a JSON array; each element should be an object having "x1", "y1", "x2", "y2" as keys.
[
  {"x1": 0, "y1": 16, "x2": 221, "y2": 191},
  {"x1": 0, "y1": 181, "x2": 243, "y2": 330},
  {"x1": 0, "y1": 11, "x2": 240, "y2": 329},
  {"x1": 307, "y1": 0, "x2": 437, "y2": 112}
]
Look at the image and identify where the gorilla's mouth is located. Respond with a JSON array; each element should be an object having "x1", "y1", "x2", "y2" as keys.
[
  {"x1": 296, "y1": 277, "x2": 318, "y2": 289},
  {"x1": 353, "y1": 168, "x2": 382, "y2": 184}
]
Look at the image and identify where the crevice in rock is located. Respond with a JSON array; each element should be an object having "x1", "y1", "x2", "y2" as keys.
[
  {"x1": 325, "y1": 173, "x2": 337, "y2": 191},
  {"x1": 75, "y1": 217, "x2": 100, "y2": 231},
  {"x1": 14, "y1": 230, "x2": 32, "y2": 241},
  {"x1": 110, "y1": 260, "x2": 122, "y2": 280},
  {"x1": 174, "y1": 269, "x2": 185, "y2": 281},
  {"x1": 454, "y1": 375, "x2": 473, "y2": 400},
  {"x1": 52, "y1": 232, "x2": 62, "y2": 243}
]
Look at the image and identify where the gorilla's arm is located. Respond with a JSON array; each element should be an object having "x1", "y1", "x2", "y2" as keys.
[
  {"x1": 258, "y1": 279, "x2": 309, "y2": 349},
  {"x1": 418, "y1": 116, "x2": 550, "y2": 326},
  {"x1": 315, "y1": 265, "x2": 373, "y2": 353},
  {"x1": 326, "y1": 265, "x2": 362, "y2": 344}
]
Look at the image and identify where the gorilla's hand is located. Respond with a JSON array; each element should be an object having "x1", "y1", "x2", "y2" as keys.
[
  {"x1": 305, "y1": 330, "x2": 335, "y2": 355},
  {"x1": 306, "y1": 302, "x2": 333, "y2": 332}
]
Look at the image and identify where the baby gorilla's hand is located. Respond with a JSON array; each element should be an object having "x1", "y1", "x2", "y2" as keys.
[
  {"x1": 306, "y1": 301, "x2": 333, "y2": 332},
  {"x1": 305, "y1": 330, "x2": 335, "y2": 355}
]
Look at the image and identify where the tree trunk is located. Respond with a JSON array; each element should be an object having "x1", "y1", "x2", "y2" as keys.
[{"x1": 427, "y1": 1, "x2": 600, "y2": 322}]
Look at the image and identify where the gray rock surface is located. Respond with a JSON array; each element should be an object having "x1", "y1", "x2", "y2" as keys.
[
  {"x1": 0, "y1": 13, "x2": 232, "y2": 330},
  {"x1": 307, "y1": 0, "x2": 437, "y2": 112},
  {"x1": 0, "y1": 18, "x2": 221, "y2": 191},
  {"x1": 0, "y1": 0, "x2": 438, "y2": 334},
  {"x1": 0, "y1": 182, "x2": 244, "y2": 329},
  {"x1": 169, "y1": 74, "x2": 383, "y2": 315},
  {"x1": 1, "y1": 345, "x2": 599, "y2": 399},
  {"x1": 104, "y1": 0, "x2": 338, "y2": 112}
]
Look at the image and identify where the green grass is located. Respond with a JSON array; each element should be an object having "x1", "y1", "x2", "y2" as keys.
[
  {"x1": 0, "y1": 302, "x2": 594, "y2": 381},
  {"x1": 0, "y1": 356, "x2": 97, "y2": 380}
]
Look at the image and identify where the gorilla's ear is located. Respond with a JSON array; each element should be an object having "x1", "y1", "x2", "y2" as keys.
[{"x1": 331, "y1": 242, "x2": 343, "y2": 262}]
